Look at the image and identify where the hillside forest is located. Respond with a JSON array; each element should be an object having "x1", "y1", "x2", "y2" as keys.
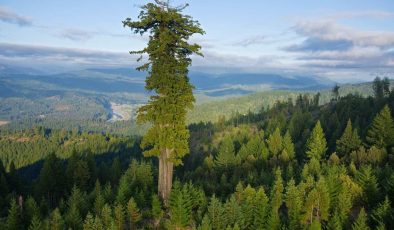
[{"x1": 1, "y1": 77, "x2": 394, "y2": 229}]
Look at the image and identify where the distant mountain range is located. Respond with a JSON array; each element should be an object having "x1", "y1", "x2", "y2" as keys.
[
  {"x1": 0, "y1": 64, "x2": 338, "y2": 130},
  {"x1": 0, "y1": 65, "x2": 335, "y2": 100}
]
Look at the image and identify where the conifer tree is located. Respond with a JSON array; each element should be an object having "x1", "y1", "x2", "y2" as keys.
[
  {"x1": 336, "y1": 119, "x2": 362, "y2": 157},
  {"x1": 306, "y1": 121, "x2": 327, "y2": 160},
  {"x1": 100, "y1": 204, "x2": 113, "y2": 229},
  {"x1": 168, "y1": 181, "x2": 192, "y2": 228},
  {"x1": 199, "y1": 214, "x2": 212, "y2": 230},
  {"x1": 352, "y1": 208, "x2": 370, "y2": 230},
  {"x1": 355, "y1": 165, "x2": 379, "y2": 208},
  {"x1": 285, "y1": 179, "x2": 302, "y2": 229},
  {"x1": 366, "y1": 105, "x2": 394, "y2": 148},
  {"x1": 127, "y1": 197, "x2": 141, "y2": 230},
  {"x1": 114, "y1": 203, "x2": 125, "y2": 230},
  {"x1": 24, "y1": 196, "x2": 40, "y2": 226},
  {"x1": 28, "y1": 215, "x2": 42, "y2": 230},
  {"x1": 207, "y1": 195, "x2": 225, "y2": 230},
  {"x1": 224, "y1": 195, "x2": 242, "y2": 228},
  {"x1": 37, "y1": 153, "x2": 65, "y2": 207},
  {"x1": 94, "y1": 188, "x2": 105, "y2": 216},
  {"x1": 371, "y1": 196, "x2": 391, "y2": 228},
  {"x1": 83, "y1": 213, "x2": 95, "y2": 230},
  {"x1": 267, "y1": 128, "x2": 283, "y2": 156},
  {"x1": 252, "y1": 187, "x2": 269, "y2": 229},
  {"x1": 49, "y1": 208, "x2": 64, "y2": 230},
  {"x1": 282, "y1": 131, "x2": 295, "y2": 160},
  {"x1": 328, "y1": 212, "x2": 343, "y2": 230},
  {"x1": 267, "y1": 169, "x2": 284, "y2": 230},
  {"x1": 65, "y1": 186, "x2": 86, "y2": 229},
  {"x1": 214, "y1": 136, "x2": 237, "y2": 169},
  {"x1": 151, "y1": 194, "x2": 163, "y2": 228},
  {"x1": 123, "y1": 0, "x2": 204, "y2": 203},
  {"x1": 6, "y1": 199, "x2": 21, "y2": 230}
]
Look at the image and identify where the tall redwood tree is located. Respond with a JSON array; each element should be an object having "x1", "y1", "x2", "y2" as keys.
[{"x1": 123, "y1": 0, "x2": 204, "y2": 203}]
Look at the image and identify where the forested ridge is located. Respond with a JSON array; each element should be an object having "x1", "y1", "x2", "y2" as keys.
[{"x1": 0, "y1": 77, "x2": 394, "y2": 229}]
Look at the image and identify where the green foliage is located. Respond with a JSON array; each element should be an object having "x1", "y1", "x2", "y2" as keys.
[
  {"x1": 352, "y1": 208, "x2": 370, "y2": 230},
  {"x1": 366, "y1": 105, "x2": 394, "y2": 148},
  {"x1": 28, "y1": 215, "x2": 42, "y2": 230},
  {"x1": 167, "y1": 181, "x2": 195, "y2": 229},
  {"x1": 267, "y1": 128, "x2": 283, "y2": 156},
  {"x1": 306, "y1": 121, "x2": 327, "y2": 160},
  {"x1": 252, "y1": 187, "x2": 269, "y2": 229},
  {"x1": 24, "y1": 196, "x2": 40, "y2": 226},
  {"x1": 114, "y1": 203, "x2": 125, "y2": 230},
  {"x1": 4, "y1": 83, "x2": 394, "y2": 229},
  {"x1": 127, "y1": 197, "x2": 141, "y2": 229},
  {"x1": 336, "y1": 119, "x2": 362, "y2": 157},
  {"x1": 6, "y1": 199, "x2": 21, "y2": 230},
  {"x1": 285, "y1": 179, "x2": 302, "y2": 229},
  {"x1": 49, "y1": 208, "x2": 64, "y2": 230},
  {"x1": 151, "y1": 194, "x2": 163, "y2": 227},
  {"x1": 123, "y1": 0, "x2": 204, "y2": 165},
  {"x1": 371, "y1": 196, "x2": 391, "y2": 228},
  {"x1": 356, "y1": 165, "x2": 379, "y2": 207},
  {"x1": 214, "y1": 136, "x2": 238, "y2": 169},
  {"x1": 207, "y1": 195, "x2": 225, "y2": 230}
]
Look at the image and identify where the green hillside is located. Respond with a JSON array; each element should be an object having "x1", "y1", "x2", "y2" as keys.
[{"x1": 188, "y1": 82, "x2": 375, "y2": 123}]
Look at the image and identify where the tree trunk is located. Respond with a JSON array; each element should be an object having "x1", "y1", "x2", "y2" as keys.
[{"x1": 158, "y1": 148, "x2": 174, "y2": 205}]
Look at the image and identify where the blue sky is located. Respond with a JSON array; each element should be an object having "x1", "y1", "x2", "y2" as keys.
[{"x1": 0, "y1": 0, "x2": 394, "y2": 82}]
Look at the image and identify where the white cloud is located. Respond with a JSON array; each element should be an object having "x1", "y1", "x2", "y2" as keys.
[{"x1": 0, "y1": 6, "x2": 32, "y2": 26}]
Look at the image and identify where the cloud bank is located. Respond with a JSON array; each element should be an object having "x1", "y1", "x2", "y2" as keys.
[{"x1": 0, "y1": 6, "x2": 32, "y2": 26}]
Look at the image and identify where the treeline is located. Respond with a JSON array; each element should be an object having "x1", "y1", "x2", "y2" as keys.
[
  {"x1": 0, "y1": 127, "x2": 139, "y2": 170},
  {"x1": 187, "y1": 79, "x2": 383, "y2": 124},
  {"x1": 0, "y1": 77, "x2": 394, "y2": 229},
  {"x1": 4, "y1": 118, "x2": 148, "y2": 137}
]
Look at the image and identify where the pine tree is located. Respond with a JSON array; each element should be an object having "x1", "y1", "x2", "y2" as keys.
[
  {"x1": 252, "y1": 187, "x2": 269, "y2": 229},
  {"x1": 328, "y1": 212, "x2": 343, "y2": 230},
  {"x1": 123, "y1": 0, "x2": 205, "y2": 203},
  {"x1": 282, "y1": 131, "x2": 295, "y2": 161},
  {"x1": 49, "y1": 208, "x2": 64, "y2": 230},
  {"x1": 371, "y1": 196, "x2": 391, "y2": 228},
  {"x1": 94, "y1": 188, "x2": 105, "y2": 216},
  {"x1": 214, "y1": 136, "x2": 237, "y2": 169},
  {"x1": 366, "y1": 105, "x2": 394, "y2": 148},
  {"x1": 336, "y1": 119, "x2": 362, "y2": 157},
  {"x1": 373, "y1": 77, "x2": 384, "y2": 99},
  {"x1": 267, "y1": 169, "x2": 284, "y2": 230},
  {"x1": 199, "y1": 214, "x2": 212, "y2": 230},
  {"x1": 168, "y1": 181, "x2": 192, "y2": 229},
  {"x1": 127, "y1": 197, "x2": 141, "y2": 230},
  {"x1": 352, "y1": 208, "x2": 370, "y2": 230},
  {"x1": 240, "y1": 185, "x2": 256, "y2": 228},
  {"x1": 114, "y1": 203, "x2": 125, "y2": 230},
  {"x1": 151, "y1": 194, "x2": 163, "y2": 229},
  {"x1": 224, "y1": 195, "x2": 242, "y2": 228},
  {"x1": 83, "y1": 213, "x2": 95, "y2": 230},
  {"x1": 100, "y1": 204, "x2": 113, "y2": 229},
  {"x1": 6, "y1": 199, "x2": 21, "y2": 230},
  {"x1": 267, "y1": 128, "x2": 283, "y2": 156},
  {"x1": 306, "y1": 121, "x2": 327, "y2": 160},
  {"x1": 355, "y1": 165, "x2": 379, "y2": 208},
  {"x1": 285, "y1": 179, "x2": 302, "y2": 229},
  {"x1": 116, "y1": 176, "x2": 130, "y2": 205},
  {"x1": 28, "y1": 215, "x2": 42, "y2": 230},
  {"x1": 24, "y1": 196, "x2": 40, "y2": 226},
  {"x1": 65, "y1": 203, "x2": 82, "y2": 229},
  {"x1": 65, "y1": 186, "x2": 86, "y2": 229},
  {"x1": 37, "y1": 153, "x2": 65, "y2": 207},
  {"x1": 207, "y1": 195, "x2": 225, "y2": 230}
]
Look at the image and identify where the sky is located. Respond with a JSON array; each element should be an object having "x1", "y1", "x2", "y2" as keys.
[{"x1": 0, "y1": 0, "x2": 394, "y2": 82}]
